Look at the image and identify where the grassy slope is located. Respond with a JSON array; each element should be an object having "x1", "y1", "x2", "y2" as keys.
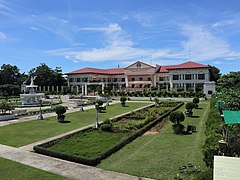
[
  {"x1": 48, "y1": 130, "x2": 131, "y2": 158},
  {"x1": 0, "y1": 157, "x2": 67, "y2": 180},
  {"x1": 98, "y1": 102, "x2": 209, "y2": 179},
  {"x1": 0, "y1": 102, "x2": 150, "y2": 147}
]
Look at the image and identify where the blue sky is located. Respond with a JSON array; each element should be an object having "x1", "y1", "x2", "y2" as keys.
[{"x1": 0, "y1": 0, "x2": 240, "y2": 74}]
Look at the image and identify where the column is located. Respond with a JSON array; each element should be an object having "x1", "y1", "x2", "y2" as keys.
[
  {"x1": 52, "y1": 86, "x2": 54, "y2": 92},
  {"x1": 47, "y1": 86, "x2": 50, "y2": 92},
  {"x1": 85, "y1": 84, "x2": 87, "y2": 95},
  {"x1": 125, "y1": 75, "x2": 129, "y2": 87},
  {"x1": 56, "y1": 86, "x2": 59, "y2": 93},
  {"x1": 184, "y1": 84, "x2": 187, "y2": 92},
  {"x1": 102, "y1": 83, "x2": 105, "y2": 94},
  {"x1": 43, "y1": 86, "x2": 46, "y2": 92},
  {"x1": 39, "y1": 86, "x2": 41, "y2": 92},
  {"x1": 169, "y1": 75, "x2": 173, "y2": 90},
  {"x1": 76, "y1": 86, "x2": 79, "y2": 95},
  {"x1": 194, "y1": 83, "x2": 196, "y2": 92},
  {"x1": 82, "y1": 85, "x2": 84, "y2": 95}
]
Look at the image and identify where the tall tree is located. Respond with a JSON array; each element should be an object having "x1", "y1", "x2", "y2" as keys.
[
  {"x1": 0, "y1": 64, "x2": 22, "y2": 85},
  {"x1": 217, "y1": 71, "x2": 240, "y2": 91},
  {"x1": 208, "y1": 65, "x2": 221, "y2": 82},
  {"x1": 29, "y1": 63, "x2": 66, "y2": 86}
]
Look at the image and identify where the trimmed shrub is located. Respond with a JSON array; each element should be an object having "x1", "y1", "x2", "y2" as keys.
[
  {"x1": 100, "y1": 124, "x2": 112, "y2": 132},
  {"x1": 193, "y1": 97, "x2": 200, "y2": 108}
]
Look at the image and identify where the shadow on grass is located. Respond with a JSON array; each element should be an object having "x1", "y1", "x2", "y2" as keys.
[
  {"x1": 59, "y1": 120, "x2": 71, "y2": 123},
  {"x1": 190, "y1": 115, "x2": 200, "y2": 118},
  {"x1": 196, "y1": 107, "x2": 203, "y2": 109}
]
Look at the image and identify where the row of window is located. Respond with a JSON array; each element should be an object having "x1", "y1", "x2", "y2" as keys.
[
  {"x1": 172, "y1": 74, "x2": 205, "y2": 80},
  {"x1": 69, "y1": 78, "x2": 125, "y2": 83},
  {"x1": 130, "y1": 77, "x2": 151, "y2": 81}
]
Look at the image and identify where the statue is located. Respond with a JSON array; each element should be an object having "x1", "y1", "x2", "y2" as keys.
[{"x1": 30, "y1": 76, "x2": 37, "y2": 86}]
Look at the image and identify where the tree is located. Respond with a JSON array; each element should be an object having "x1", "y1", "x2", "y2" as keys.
[
  {"x1": 0, "y1": 64, "x2": 22, "y2": 85},
  {"x1": 120, "y1": 96, "x2": 127, "y2": 106},
  {"x1": 193, "y1": 97, "x2": 200, "y2": 108},
  {"x1": 208, "y1": 65, "x2": 221, "y2": 82},
  {"x1": 170, "y1": 111, "x2": 185, "y2": 134},
  {"x1": 185, "y1": 102, "x2": 195, "y2": 116},
  {"x1": 55, "y1": 106, "x2": 67, "y2": 122},
  {"x1": 170, "y1": 111, "x2": 185, "y2": 125},
  {"x1": 29, "y1": 64, "x2": 67, "y2": 87},
  {"x1": 217, "y1": 71, "x2": 240, "y2": 91}
]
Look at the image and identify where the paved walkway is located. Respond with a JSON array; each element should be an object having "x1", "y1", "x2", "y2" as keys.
[{"x1": 0, "y1": 144, "x2": 152, "y2": 180}]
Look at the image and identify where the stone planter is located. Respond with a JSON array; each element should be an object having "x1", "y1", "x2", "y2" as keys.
[{"x1": 0, "y1": 114, "x2": 16, "y2": 121}]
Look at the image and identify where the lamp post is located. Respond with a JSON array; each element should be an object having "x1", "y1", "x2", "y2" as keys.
[
  {"x1": 38, "y1": 99, "x2": 44, "y2": 120},
  {"x1": 95, "y1": 104, "x2": 99, "y2": 128}
]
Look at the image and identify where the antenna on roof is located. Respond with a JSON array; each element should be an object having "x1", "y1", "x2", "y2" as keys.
[
  {"x1": 118, "y1": 60, "x2": 120, "y2": 69},
  {"x1": 189, "y1": 45, "x2": 192, "y2": 61}
]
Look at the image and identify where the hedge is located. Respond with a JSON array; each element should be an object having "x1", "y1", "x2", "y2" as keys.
[{"x1": 34, "y1": 102, "x2": 183, "y2": 166}]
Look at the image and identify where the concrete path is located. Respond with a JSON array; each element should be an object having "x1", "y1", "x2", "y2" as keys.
[{"x1": 0, "y1": 144, "x2": 152, "y2": 180}]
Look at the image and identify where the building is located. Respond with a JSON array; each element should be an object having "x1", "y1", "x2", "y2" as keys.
[{"x1": 66, "y1": 61, "x2": 215, "y2": 95}]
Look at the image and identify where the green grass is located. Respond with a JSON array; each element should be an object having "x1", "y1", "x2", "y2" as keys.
[
  {"x1": 98, "y1": 102, "x2": 210, "y2": 179},
  {"x1": 48, "y1": 130, "x2": 131, "y2": 158},
  {"x1": 0, "y1": 102, "x2": 150, "y2": 147},
  {"x1": 0, "y1": 157, "x2": 67, "y2": 180}
]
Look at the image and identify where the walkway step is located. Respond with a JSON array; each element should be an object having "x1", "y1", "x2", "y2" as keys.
[{"x1": 0, "y1": 144, "x2": 152, "y2": 180}]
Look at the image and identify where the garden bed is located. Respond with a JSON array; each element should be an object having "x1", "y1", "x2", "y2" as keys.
[{"x1": 34, "y1": 101, "x2": 183, "y2": 166}]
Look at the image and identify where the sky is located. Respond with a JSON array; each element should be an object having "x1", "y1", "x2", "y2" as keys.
[{"x1": 0, "y1": 0, "x2": 240, "y2": 74}]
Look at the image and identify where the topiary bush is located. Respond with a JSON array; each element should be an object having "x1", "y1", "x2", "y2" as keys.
[
  {"x1": 185, "y1": 102, "x2": 195, "y2": 116},
  {"x1": 120, "y1": 96, "x2": 127, "y2": 107},
  {"x1": 100, "y1": 124, "x2": 112, "y2": 132},
  {"x1": 193, "y1": 97, "x2": 200, "y2": 108},
  {"x1": 170, "y1": 111, "x2": 185, "y2": 134},
  {"x1": 55, "y1": 106, "x2": 67, "y2": 122}
]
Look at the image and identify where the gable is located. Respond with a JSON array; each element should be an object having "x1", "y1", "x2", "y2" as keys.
[{"x1": 124, "y1": 61, "x2": 156, "y2": 75}]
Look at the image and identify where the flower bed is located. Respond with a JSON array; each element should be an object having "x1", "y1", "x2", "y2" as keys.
[{"x1": 34, "y1": 101, "x2": 183, "y2": 166}]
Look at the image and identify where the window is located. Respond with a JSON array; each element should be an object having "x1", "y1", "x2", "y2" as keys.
[
  {"x1": 173, "y1": 75, "x2": 179, "y2": 80},
  {"x1": 69, "y1": 78, "x2": 73, "y2": 82},
  {"x1": 77, "y1": 78, "x2": 80, "y2": 82},
  {"x1": 198, "y1": 74, "x2": 205, "y2": 80},
  {"x1": 139, "y1": 77, "x2": 143, "y2": 81},
  {"x1": 114, "y1": 78, "x2": 117, "y2": 82},
  {"x1": 147, "y1": 77, "x2": 151, "y2": 81},
  {"x1": 185, "y1": 74, "x2": 192, "y2": 80},
  {"x1": 208, "y1": 90, "x2": 213, "y2": 95},
  {"x1": 159, "y1": 77, "x2": 165, "y2": 81},
  {"x1": 131, "y1": 77, "x2": 135, "y2": 81},
  {"x1": 122, "y1": 78, "x2": 125, "y2": 82}
]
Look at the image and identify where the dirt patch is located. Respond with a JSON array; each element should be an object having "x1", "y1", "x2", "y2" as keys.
[{"x1": 143, "y1": 117, "x2": 169, "y2": 136}]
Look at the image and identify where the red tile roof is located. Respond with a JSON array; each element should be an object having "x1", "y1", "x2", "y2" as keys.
[
  {"x1": 66, "y1": 67, "x2": 124, "y2": 75},
  {"x1": 158, "y1": 61, "x2": 209, "y2": 73},
  {"x1": 67, "y1": 61, "x2": 209, "y2": 75}
]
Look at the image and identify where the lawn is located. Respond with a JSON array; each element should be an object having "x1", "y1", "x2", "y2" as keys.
[
  {"x1": 48, "y1": 130, "x2": 131, "y2": 158},
  {"x1": 0, "y1": 157, "x2": 67, "y2": 180},
  {"x1": 0, "y1": 102, "x2": 150, "y2": 147},
  {"x1": 98, "y1": 102, "x2": 210, "y2": 179}
]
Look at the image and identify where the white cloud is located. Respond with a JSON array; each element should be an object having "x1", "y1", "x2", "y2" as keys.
[
  {"x1": 181, "y1": 24, "x2": 240, "y2": 61},
  {"x1": 0, "y1": 32, "x2": 7, "y2": 42},
  {"x1": 47, "y1": 23, "x2": 185, "y2": 63}
]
